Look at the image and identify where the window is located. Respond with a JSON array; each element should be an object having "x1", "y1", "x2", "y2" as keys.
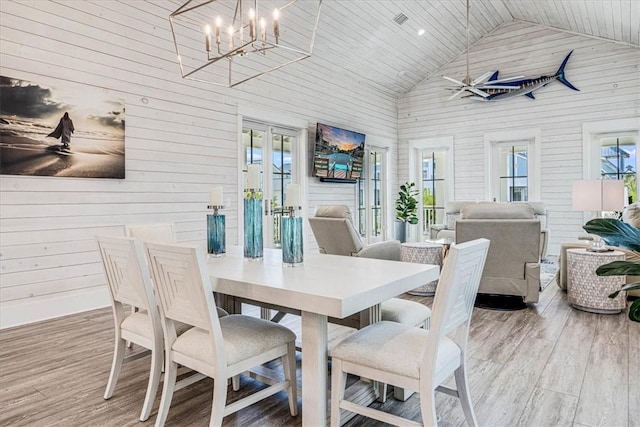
[
  {"x1": 485, "y1": 129, "x2": 540, "y2": 202},
  {"x1": 583, "y1": 119, "x2": 639, "y2": 211},
  {"x1": 599, "y1": 135, "x2": 637, "y2": 204},
  {"x1": 498, "y1": 143, "x2": 528, "y2": 202}
]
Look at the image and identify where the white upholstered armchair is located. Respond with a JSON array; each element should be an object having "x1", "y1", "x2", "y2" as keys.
[{"x1": 308, "y1": 205, "x2": 402, "y2": 260}]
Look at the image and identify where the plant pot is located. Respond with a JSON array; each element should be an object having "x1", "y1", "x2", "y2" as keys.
[{"x1": 394, "y1": 220, "x2": 407, "y2": 243}]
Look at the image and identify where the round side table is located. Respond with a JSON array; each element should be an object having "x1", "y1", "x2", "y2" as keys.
[
  {"x1": 566, "y1": 248, "x2": 626, "y2": 314},
  {"x1": 401, "y1": 242, "x2": 443, "y2": 296}
]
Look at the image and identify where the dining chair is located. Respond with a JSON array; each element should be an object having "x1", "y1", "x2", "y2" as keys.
[
  {"x1": 96, "y1": 235, "x2": 167, "y2": 422},
  {"x1": 126, "y1": 222, "x2": 177, "y2": 243},
  {"x1": 145, "y1": 241, "x2": 298, "y2": 427},
  {"x1": 329, "y1": 238, "x2": 490, "y2": 427}
]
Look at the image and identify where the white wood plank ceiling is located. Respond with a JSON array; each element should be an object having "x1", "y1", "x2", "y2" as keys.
[{"x1": 162, "y1": 0, "x2": 640, "y2": 97}]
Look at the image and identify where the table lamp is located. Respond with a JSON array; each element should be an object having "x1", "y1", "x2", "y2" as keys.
[{"x1": 572, "y1": 179, "x2": 625, "y2": 251}]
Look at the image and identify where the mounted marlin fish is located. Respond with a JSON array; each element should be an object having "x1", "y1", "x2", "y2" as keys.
[{"x1": 460, "y1": 51, "x2": 580, "y2": 101}]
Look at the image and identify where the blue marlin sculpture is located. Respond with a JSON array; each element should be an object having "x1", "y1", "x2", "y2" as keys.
[{"x1": 444, "y1": 51, "x2": 579, "y2": 101}]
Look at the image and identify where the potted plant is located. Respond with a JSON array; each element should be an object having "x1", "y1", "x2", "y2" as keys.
[
  {"x1": 395, "y1": 182, "x2": 419, "y2": 243},
  {"x1": 583, "y1": 218, "x2": 640, "y2": 322}
]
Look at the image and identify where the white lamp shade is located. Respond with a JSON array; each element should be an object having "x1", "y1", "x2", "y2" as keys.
[
  {"x1": 572, "y1": 180, "x2": 625, "y2": 212},
  {"x1": 601, "y1": 180, "x2": 625, "y2": 211},
  {"x1": 572, "y1": 180, "x2": 601, "y2": 210}
]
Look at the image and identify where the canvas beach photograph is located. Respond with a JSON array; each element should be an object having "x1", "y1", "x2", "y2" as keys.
[{"x1": 0, "y1": 75, "x2": 125, "y2": 179}]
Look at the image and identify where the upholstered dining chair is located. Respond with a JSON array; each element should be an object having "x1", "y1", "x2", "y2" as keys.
[
  {"x1": 126, "y1": 223, "x2": 228, "y2": 319},
  {"x1": 329, "y1": 238, "x2": 490, "y2": 427},
  {"x1": 96, "y1": 235, "x2": 167, "y2": 422},
  {"x1": 309, "y1": 204, "x2": 432, "y2": 329},
  {"x1": 145, "y1": 242, "x2": 298, "y2": 427}
]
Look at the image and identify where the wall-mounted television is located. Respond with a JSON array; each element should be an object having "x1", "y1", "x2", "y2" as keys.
[{"x1": 313, "y1": 123, "x2": 365, "y2": 183}]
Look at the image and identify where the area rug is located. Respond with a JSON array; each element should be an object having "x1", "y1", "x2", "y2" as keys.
[{"x1": 541, "y1": 255, "x2": 559, "y2": 291}]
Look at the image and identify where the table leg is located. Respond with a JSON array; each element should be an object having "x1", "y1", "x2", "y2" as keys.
[{"x1": 301, "y1": 311, "x2": 328, "y2": 427}]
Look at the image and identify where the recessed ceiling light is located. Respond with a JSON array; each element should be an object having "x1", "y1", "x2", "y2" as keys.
[{"x1": 418, "y1": 29, "x2": 425, "y2": 36}]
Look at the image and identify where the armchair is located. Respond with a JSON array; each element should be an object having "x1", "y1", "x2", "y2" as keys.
[
  {"x1": 430, "y1": 200, "x2": 549, "y2": 260},
  {"x1": 309, "y1": 205, "x2": 431, "y2": 328},
  {"x1": 455, "y1": 202, "x2": 541, "y2": 303}
]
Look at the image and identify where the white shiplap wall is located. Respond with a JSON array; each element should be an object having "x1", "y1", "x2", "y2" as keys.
[
  {"x1": 0, "y1": 0, "x2": 399, "y2": 328},
  {"x1": 398, "y1": 20, "x2": 640, "y2": 255}
]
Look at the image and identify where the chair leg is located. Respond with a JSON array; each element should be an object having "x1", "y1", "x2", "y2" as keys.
[
  {"x1": 154, "y1": 360, "x2": 178, "y2": 427},
  {"x1": 419, "y1": 389, "x2": 438, "y2": 427},
  {"x1": 209, "y1": 375, "x2": 227, "y2": 427},
  {"x1": 231, "y1": 375, "x2": 240, "y2": 392},
  {"x1": 282, "y1": 342, "x2": 298, "y2": 416},
  {"x1": 140, "y1": 347, "x2": 163, "y2": 421},
  {"x1": 104, "y1": 337, "x2": 126, "y2": 399},
  {"x1": 454, "y1": 361, "x2": 478, "y2": 427},
  {"x1": 330, "y1": 358, "x2": 347, "y2": 427}
]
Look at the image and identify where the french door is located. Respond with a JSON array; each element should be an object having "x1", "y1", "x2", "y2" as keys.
[{"x1": 242, "y1": 121, "x2": 300, "y2": 248}]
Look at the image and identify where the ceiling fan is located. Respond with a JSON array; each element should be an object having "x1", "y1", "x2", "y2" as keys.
[{"x1": 443, "y1": 0, "x2": 523, "y2": 100}]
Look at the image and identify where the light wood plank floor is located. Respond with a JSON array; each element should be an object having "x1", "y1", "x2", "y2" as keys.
[{"x1": 1, "y1": 283, "x2": 637, "y2": 427}]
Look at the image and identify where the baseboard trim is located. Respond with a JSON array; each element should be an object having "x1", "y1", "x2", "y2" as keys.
[{"x1": 0, "y1": 287, "x2": 110, "y2": 330}]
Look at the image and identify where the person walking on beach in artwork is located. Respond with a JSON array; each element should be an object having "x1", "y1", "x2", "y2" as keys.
[{"x1": 47, "y1": 112, "x2": 74, "y2": 149}]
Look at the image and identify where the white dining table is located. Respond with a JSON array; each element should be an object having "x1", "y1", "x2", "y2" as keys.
[{"x1": 206, "y1": 246, "x2": 439, "y2": 426}]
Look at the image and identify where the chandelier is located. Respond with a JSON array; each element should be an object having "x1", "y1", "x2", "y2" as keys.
[{"x1": 170, "y1": 0, "x2": 323, "y2": 88}]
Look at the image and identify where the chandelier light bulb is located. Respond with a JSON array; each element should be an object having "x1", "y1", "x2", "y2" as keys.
[
  {"x1": 249, "y1": 8, "x2": 256, "y2": 39},
  {"x1": 228, "y1": 25, "x2": 234, "y2": 50},
  {"x1": 273, "y1": 8, "x2": 280, "y2": 42},
  {"x1": 418, "y1": 28, "x2": 425, "y2": 36},
  {"x1": 215, "y1": 16, "x2": 221, "y2": 43},
  {"x1": 260, "y1": 17, "x2": 267, "y2": 43},
  {"x1": 205, "y1": 25, "x2": 212, "y2": 52}
]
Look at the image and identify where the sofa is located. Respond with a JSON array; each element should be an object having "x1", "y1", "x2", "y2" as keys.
[
  {"x1": 556, "y1": 202, "x2": 640, "y2": 297},
  {"x1": 430, "y1": 200, "x2": 549, "y2": 259},
  {"x1": 454, "y1": 202, "x2": 541, "y2": 303}
]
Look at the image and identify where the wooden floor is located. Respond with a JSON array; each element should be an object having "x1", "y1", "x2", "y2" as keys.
[{"x1": 0, "y1": 283, "x2": 637, "y2": 427}]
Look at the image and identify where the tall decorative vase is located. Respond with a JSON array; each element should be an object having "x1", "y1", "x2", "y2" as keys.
[
  {"x1": 244, "y1": 189, "x2": 263, "y2": 260},
  {"x1": 394, "y1": 220, "x2": 407, "y2": 243},
  {"x1": 207, "y1": 206, "x2": 225, "y2": 257},
  {"x1": 282, "y1": 207, "x2": 303, "y2": 266}
]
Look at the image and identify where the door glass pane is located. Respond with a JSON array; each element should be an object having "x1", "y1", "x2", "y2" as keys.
[
  {"x1": 242, "y1": 128, "x2": 264, "y2": 175},
  {"x1": 498, "y1": 144, "x2": 528, "y2": 202},
  {"x1": 421, "y1": 151, "x2": 446, "y2": 234},
  {"x1": 600, "y1": 135, "x2": 638, "y2": 203},
  {"x1": 271, "y1": 133, "x2": 293, "y2": 248},
  {"x1": 370, "y1": 151, "x2": 382, "y2": 237}
]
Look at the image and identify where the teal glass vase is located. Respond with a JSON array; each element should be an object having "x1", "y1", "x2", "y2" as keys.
[
  {"x1": 282, "y1": 213, "x2": 303, "y2": 266},
  {"x1": 244, "y1": 191, "x2": 263, "y2": 260},
  {"x1": 207, "y1": 213, "x2": 225, "y2": 257}
]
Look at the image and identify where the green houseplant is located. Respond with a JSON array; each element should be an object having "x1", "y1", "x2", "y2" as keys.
[
  {"x1": 583, "y1": 218, "x2": 640, "y2": 322},
  {"x1": 395, "y1": 182, "x2": 419, "y2": 242}
]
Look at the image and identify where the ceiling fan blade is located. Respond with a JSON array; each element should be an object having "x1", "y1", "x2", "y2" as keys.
[
  {"x1": 472, "y1": 71, "x2": 494, "y2": 85},
  {"x1": 443, "y1": 75, "x2": 465, "y2": 86},
  {"x1": 468, "y1": 87, "x2": 490, "y2": 97},
  {"x1": 447, "y1": 89, "x2": 466, "y2": 100},
  {"x1": 490, "y1": 75, "x2": 525, "y2": 83},
  {"x1": 479, "y1": 85, "x2": 520, "y2": 89}
]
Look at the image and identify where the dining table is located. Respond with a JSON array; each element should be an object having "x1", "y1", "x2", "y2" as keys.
[{"x1": 206, "y1": 246, "x2": 439, "y2": 426}]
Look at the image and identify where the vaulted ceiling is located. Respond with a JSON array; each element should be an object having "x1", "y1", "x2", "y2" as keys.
[{"x1": 311, "y1": 0, "x2": 640, "y2": 97}]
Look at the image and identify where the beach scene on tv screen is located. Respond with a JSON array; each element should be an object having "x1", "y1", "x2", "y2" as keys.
[{"x1": 314, "y1": 123, "x2": 365, "y2": 179}]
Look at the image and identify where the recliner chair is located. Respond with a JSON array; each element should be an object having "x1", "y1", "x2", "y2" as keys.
[
  {"x1": 308, "y1": 205, "x2": 431, "y2": 328},
  {"x1": 455, "y1": 202, "x2": 541, "y2": 304}
]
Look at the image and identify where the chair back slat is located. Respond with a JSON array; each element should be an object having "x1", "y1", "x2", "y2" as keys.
[
  {"x1": 145, "y1": 242, "x2": 220, "y2": 334},
  {"x1": 96, "y1": 235, "x2": 154, "y2": 310},
  {"x1": 127, "y1": 223, "x2": 176, "y2": 243},
  {"x1": 424, "y1": 239, "x2": 489, "y2": 363}
]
